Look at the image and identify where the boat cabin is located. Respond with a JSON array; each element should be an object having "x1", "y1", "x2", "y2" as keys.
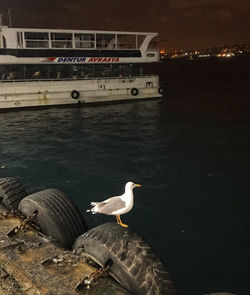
[{"x1": 0, "y1": 27, "x2": 158, "y2": 52}]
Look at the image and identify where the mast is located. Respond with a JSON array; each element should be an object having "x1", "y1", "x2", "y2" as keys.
[{"x1": 8, "y1": 9, "x2": 12, "y2": 28}]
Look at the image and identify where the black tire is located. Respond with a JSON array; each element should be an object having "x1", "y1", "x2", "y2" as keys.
[
  {"x1": 71, "y1": 90, "x2": 80, "y2": 99},
  {"x1": 73, "y1": 222, "x2": 177, "y2": 295},
  {"x1": 0, "y1": 177, "x2": 27, "y2": 210},
  {"x1": 158, "y1": 86, "x2": 166, "y2": 95},
  {"x1": 131, "y1": 88, "x2": 139, "y2": 96},
  {"x1": 18, "y1": 189, "x2": 88, "y2": 248}
]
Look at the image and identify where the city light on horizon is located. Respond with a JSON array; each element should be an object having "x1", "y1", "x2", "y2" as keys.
[{"x1": 159, "y1": 43, "x2": 250, "y2": 60}]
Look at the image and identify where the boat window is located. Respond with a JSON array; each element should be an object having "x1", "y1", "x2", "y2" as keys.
[
  {"x1": 101, "y1": 64, "x2": 113, "y2": 77},
  {"x1": 0, "y1": 64, "x2": 144, "y2": 81},
  {"x1": 148, "y1": 40, "x2": 157, "y2": 49},
  {"x1": 24, "y1": 32, "x2": 49, "y2": 48},
  {"x1": 93, "y1": 64, "x2": 114, "y2": 77},
  {"x1": 76, "y1": 64, "x2": 94, "y2": 78},
  {"x1": 25, "y1": 65, "x2": 50, "y2": 79},
  {"x1": 69, "y1": 64, "x2": 94, "y2": 78},
  {"x1": 113, "y1": 65, "x2": 125, "y2": 77},
  {"x1": 0, "y1": 65, "x2": 25, "y2": 80},
  {"x1": 49, "y1": 65, "x2": 73, "y2": 79},
  {"x1": 51, "y1": 33, "x2": 72, "y2": 48},
  {"x1": 117, "y1": 34, "x2": 136, "y2": 49},
  {"x1": 96, "y1": 34, "x2": 116, "y2": 49},
  {"x1": 75, "y1": 33, "x2": 95, "y2": 48},
  {"x1": 136, "y1": 35, "x2": 146, "y2": 49},
  {"x1": 123, "y1": 64, "x2": 135, "y2": 76}
]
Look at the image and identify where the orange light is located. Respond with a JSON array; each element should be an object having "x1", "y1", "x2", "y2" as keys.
[{"x1": 160, "y1": 49, "x2": 166, "y2": 54}]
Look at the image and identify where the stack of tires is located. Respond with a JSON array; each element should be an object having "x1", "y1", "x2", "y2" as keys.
[
  {"x1": 0, "y1": 177, "x2": 178, "y2": 295},
  {"x1": 0, "y1": 177, "x2": 27, "y2": 210}
]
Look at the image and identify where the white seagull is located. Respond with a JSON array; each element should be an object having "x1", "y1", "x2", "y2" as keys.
[{"x1": 87, "y1": 181, "x2": 141, "y2": 227}]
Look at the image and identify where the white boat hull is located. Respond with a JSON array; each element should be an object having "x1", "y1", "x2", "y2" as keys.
[{"x1": 0, "y1": 75, "x2": 162, "y2": 109}]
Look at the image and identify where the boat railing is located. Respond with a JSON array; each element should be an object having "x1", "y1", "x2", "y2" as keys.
[
  {"x1": 25, "y1": 40, "x2": 49, "y2": 48},
  {"x1": 0, "y1": 75, "x2": 157, "y2": 84}
]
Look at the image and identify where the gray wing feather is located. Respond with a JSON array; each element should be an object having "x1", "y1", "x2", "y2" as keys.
[{"x1": 95, "y1": 197, "x2": 126, "y2": 215}]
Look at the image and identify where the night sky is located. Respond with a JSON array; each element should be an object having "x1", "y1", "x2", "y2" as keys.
[{"x1": 0, "y1": 0, "x2": 249, "y2": 50}]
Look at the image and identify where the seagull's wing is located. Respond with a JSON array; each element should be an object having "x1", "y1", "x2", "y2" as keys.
[
  {"x1": 91, "y1": 201, "x2": 102, "y2": 206},
  {"x1": 95, "y1": 196, "x2": 126, "y2": 215}
]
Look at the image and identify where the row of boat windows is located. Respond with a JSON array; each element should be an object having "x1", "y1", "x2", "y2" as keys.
[
  {"x1": 16, "y1": 32, "x2": 147, "y2": 49},
  {"x1": 0, "y1": 64, "x2": 143, "y2": 80}
]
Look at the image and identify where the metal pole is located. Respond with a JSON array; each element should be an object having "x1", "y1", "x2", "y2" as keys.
[{"x1": 8, "y1": 9, "x2": 12, "y2": 28}]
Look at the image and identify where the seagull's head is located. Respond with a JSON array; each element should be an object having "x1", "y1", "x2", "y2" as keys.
[{"x1": 125, "y1": 181, "x2": 142, "y2": 191}]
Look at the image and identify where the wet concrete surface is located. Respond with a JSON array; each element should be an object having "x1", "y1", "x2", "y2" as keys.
[{"x1": 0, "y1": 207, "x2": 128, "y2": 295}]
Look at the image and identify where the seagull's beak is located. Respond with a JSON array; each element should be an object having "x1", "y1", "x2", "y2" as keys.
[{"x1": 135, "y1": 184, "x2": 142, "y2": 188}]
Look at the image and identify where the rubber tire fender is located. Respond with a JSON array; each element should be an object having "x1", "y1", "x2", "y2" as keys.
[
  {"x1": 0, "y1": 177, "x2": 27, "y2": 210},
  {"x1": 158, "y1": 86, "x2": 166, "y2": 95},
  {"x1": 131, "y1": 88, "x2": 139, "y2": 96},
  {"x1": 18, "y1": 189, "x2": 88, "y2": 248},
  {"x1": 71, "y1": 90, "x2": 80, "y2": 99},
  {"x1": 73, "y1": 222, "x2": 177, "y2": 295}
]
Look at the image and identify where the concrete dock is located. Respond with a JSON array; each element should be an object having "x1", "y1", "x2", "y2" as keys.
[{"x1": 0, "y1": 207, "x2": 128, "y2": 295}]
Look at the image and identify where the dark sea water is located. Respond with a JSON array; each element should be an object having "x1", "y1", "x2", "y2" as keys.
[{"x1": 0, "y1": 57, "x2": 249, "y2": 295}]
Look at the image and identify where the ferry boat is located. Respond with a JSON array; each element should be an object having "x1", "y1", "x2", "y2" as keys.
[{"x1": 0, "y1": 17, "x2": 163, "y2": 110}]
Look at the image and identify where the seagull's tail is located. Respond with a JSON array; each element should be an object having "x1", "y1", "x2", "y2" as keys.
[{"x1": 86, "y1": 202, "x2": 100, "y2": 214}]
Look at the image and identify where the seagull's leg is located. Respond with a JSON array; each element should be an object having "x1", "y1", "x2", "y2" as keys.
[
  {"x1": 116, "y1": 215, "x2": 121, "y2": 225},
  {"x1": 118, "y1": 215, "x2": 128, "y2": 227}
]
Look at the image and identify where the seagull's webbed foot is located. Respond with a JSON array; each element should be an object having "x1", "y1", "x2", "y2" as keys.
[
  {"x1": 116, "y1": 215, "x2": 128, "y2": 227},
  {"x1": 119, "y1": 222, "x2": 128, "y2": 228}
]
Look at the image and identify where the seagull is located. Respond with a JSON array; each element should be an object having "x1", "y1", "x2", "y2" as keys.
[{"x1": 87, "y1": 181, "x2": 141, "y2": 227}]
